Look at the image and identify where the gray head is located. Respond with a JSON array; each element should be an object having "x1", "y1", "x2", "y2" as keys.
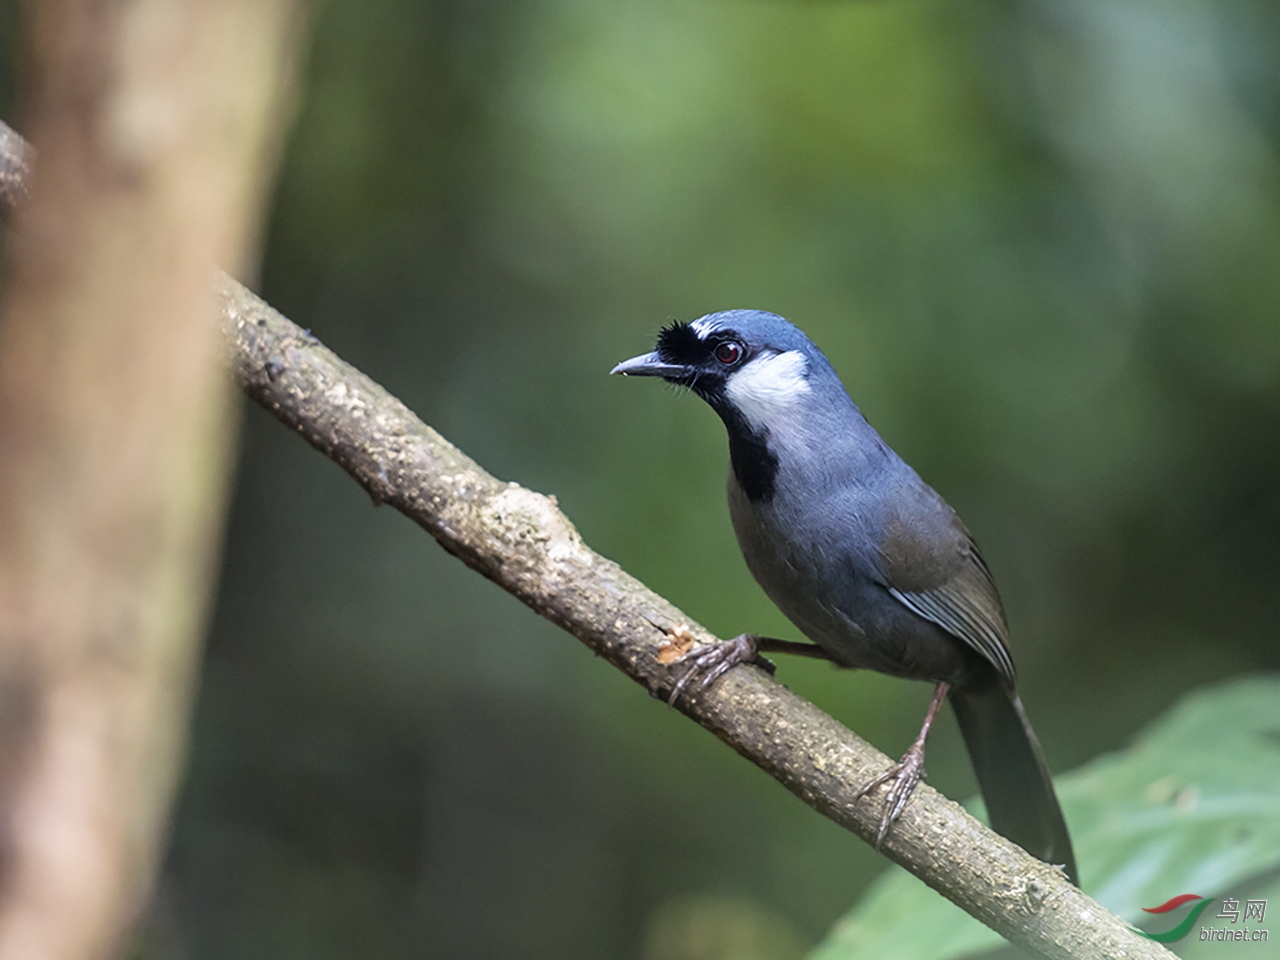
[{"x1": 611, "y1": 310, "x2": 861, "y2": 500}]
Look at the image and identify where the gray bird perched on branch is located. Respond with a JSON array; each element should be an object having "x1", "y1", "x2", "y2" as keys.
[{"x1": 612, "y1": 309, "x2": 1077, "y2": 884}]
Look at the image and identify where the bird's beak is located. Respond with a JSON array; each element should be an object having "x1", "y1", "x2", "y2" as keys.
[{"x1": 609, "y1": 351, "x2": 689, "y2": 378}]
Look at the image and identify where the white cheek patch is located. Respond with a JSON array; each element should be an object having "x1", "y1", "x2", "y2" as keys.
[{"x1": 724, "y1": 350, "x2": 811, "y2": 428}]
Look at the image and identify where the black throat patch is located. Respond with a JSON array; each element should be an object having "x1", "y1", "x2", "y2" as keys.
[{"x1": 716, "y1": 401, "x2": 779, "y2": 503}]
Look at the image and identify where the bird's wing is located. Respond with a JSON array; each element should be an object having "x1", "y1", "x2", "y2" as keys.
[{"x1": 876, "y1": 502, "x2": 1017, "y2": 687}]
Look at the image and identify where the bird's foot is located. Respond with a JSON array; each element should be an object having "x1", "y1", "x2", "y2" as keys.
[
  {"x1": 666, "y1": 633, "x2": 773, "y2": 706},
  {"x1": 852, "y1": 743, "x2": 927, "y2": 848}
]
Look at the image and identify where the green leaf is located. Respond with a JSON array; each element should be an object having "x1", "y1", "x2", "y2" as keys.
[{"x1": 808, "y1": 675, "x2": 1280, "y2": 960}]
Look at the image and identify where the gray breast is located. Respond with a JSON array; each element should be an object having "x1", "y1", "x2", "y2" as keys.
[{"x1": 726, "y1": 469, "x2": 983, "y2": 684}]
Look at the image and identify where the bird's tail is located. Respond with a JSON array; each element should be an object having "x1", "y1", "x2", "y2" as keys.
[{"x1": 951, "y1": 677, "x2": 1078, "y2": 884}]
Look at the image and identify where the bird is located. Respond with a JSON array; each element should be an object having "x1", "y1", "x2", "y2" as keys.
[{"x1": 611, "y1": 309, "x2": 1077, "y2": 883}]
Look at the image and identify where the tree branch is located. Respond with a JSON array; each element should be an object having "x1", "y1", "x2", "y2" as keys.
[{"x1": 0, "y1": 119, "x2": 1172, "y2": 960}]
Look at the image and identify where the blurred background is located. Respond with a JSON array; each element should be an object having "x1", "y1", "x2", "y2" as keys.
[{"x1": 4, "y1": 0, "x2": 1270, "y2": 957}]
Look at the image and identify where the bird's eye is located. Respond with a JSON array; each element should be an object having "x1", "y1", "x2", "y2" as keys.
[{"x1": 714, "y1": 340, "x2": 743, "y2": 365}]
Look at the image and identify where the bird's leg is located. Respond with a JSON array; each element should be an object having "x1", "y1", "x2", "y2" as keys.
[
  {"x1": 754, "y1": 638, "x2": 838, "y2": 661},
  {"x1": 853, "y1": 681, "x2": 951, "y2": 847},
  {"x1": 666, "y1": 635, "x2": 837, "y2": 706}
]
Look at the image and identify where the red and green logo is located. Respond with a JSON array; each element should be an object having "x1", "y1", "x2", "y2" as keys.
[{"x1": 1135, "y1": 894, "x2": 1214, "y2": 942}]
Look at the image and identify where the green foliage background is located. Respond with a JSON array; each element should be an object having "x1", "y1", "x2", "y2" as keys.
[
  {"x1": 814, "y1": 676, "x2": 1280, "y2": 959},
  {"x1": 21, "y1": 0, "x2": 1269, "y2": 957}
]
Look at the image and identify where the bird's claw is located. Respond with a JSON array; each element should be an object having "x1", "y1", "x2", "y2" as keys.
[
  {"x1": 666, "y1": 634, "x2": 765, "y2": 706},
  {"x1": 852, "y1": 744, "x2": 927, "y2": 847}
]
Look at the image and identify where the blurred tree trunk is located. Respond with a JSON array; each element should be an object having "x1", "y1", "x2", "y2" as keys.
[{"x1": 0, "y1": 2, "x2": 309, "y2": 958}]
